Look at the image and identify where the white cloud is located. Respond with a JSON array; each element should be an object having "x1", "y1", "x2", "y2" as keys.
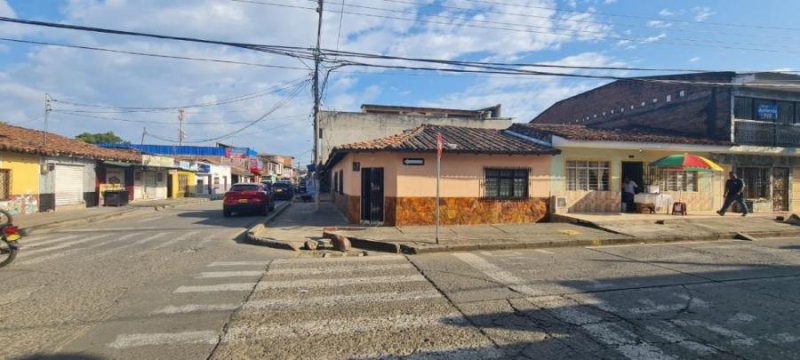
[
  {"x1": 647, "y1": 20, "x2": 672, "y2": 29},
  {"x1": 658, "y1": 9, "x2": 675, "y2": 17},
  {"x1": 641, "y1": 33, "x2": 667, "y2": 43},
  {"x1": 0, "y1": 0, "x2": 619, "y2": 160},
  {"x1": 603, "y1": 0, "x2": 617, "y2": 4},
  {"x1": 693, "y1": 7, "x2": 715, "y2": 22},
  {"x1": 689, "y1": 56, "x2": 700, "y2": 63}
]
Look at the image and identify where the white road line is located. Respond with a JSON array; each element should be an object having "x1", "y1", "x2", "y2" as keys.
[
  {"x1": 646, "y1": 323, "x2": 718, "y2": 355},
  {"x1": 208, "y1": 261, "x2": 270, "y2": 267},
  {"x1": 355, "y1": 347, "x2": 504, "y2": 360},
  {"x1": 196, "y1": 234, "x2": 218, "y2": 247},
  {"x1": 92, "y1": 232, "x2": 171, "y2": 258},
  {"x1": 258, "y1": 274, "x2": 428, "y2": 289},
  {"x1": 23, "y1": 234, "x2": 81, "y2": 247},
  {"x1": 223, "y1": 313, "x2": 465, "y2": 342},
  {"x1": 583, "y1": 323, "x2": 675, "y2": 360},
  {"x1": 673, "y1": 319, "x2": 757, "y2": 346},
  {"x1": 452, "y1": 253, "x2": 540, "y2": 296},
  {"x1": 268, "y1": 263, "x2": 413, "y2": 275},
  {"x1": 108, "y1": 330, "x2": 219, "y2": 349},
  {"x1": 196, "y1": 271, "x2": 264, "y2": 279},
  {"x1": 244, "y1": 290, "x2": 442, "y2": 310},
  {"x1": 152, "y1": 303, "x2": 240, "y2": 315},
  {"x1": 174, "y1": 283, "x2": 256, "y2": 293},
  {"x1": 134, "y1": 216, "x2": 162, "y2": 224},
  {"x1": 534, "y1": 249, "x2": 554, "y2": 255},
  {"x1": 152, "y1": 231, "x2": 201, "y2": 249},
  {"x1": 21, "y1": 233, "x2": 108, "y2": 257},
  {"x1": 271, "y1": 255, "x2": 406, "y2": 265},
  {"x1": 19, "y1": 233, "x2": 140, "y2": 265}
]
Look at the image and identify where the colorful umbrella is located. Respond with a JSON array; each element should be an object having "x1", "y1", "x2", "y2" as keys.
[{"x1": 650, "y1": 153, "x2": 724, "y2": 172}]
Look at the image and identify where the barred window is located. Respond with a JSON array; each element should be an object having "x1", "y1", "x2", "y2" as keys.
[
  {"x1": 567, "y1": 161, "x2": 609, "y2": 191},
  {"x1": 736, "y1": 167, "x2": 770, "y2": 199},
  {"x1": 0, "y1": 169, "x2": 8, "y2": 200},
  {"x1": 484, "y1": 169, "x2": 528, "y2": 199},
  {"x1": 655, "y1": 169, "x2": 697, "y2": 192}
]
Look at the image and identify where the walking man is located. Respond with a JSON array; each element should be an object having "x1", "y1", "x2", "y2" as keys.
[
  {"x1": 718, "y1": 171, "x2": 748, "y2": 216},
  {"x1": 622, "y1": 177, "x2": 638, "y2": 212}
]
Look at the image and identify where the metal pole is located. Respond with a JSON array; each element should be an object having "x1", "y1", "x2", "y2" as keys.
[
  {"x1": 312, "y1": 0, "x2": 324, "y2": 210},
  {"x1": 141, "y1": 127, "x2": 147, "y2": 144},
  {"x1": 43, "y1": 93, "x2": 51, "y2": 146},
  {"x1": 178, "y1": 109, "x2": 185, "y2": 146},
  {"x1": 435, "y1": 150, "x2": 440, "y2": 244}
]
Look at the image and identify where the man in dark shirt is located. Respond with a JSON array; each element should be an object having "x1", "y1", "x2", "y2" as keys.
[{"x1": 718, "y1": 171, "x2": 748, "y2": 216}]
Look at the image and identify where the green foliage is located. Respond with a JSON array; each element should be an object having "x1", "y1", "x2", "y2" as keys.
[{"x1": 75, "y1": 131, "x2": 129, "y2": 144}]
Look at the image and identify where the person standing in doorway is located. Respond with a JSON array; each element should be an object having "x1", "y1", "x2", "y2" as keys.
[
  {"x1": 718, "y1": 171, "x2": 748, "y2": 216},
  {"x1": 622, "y1": 177, "x2": 638, "y2": 213}
]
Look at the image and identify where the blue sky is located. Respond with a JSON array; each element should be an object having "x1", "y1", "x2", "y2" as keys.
[{"x1": 0, "y1": 0, "x2": 797, "y2": 165}]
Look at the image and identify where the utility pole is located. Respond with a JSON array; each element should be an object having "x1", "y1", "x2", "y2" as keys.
[
  {"x1": 141, "y1": 127, "x2": 147, "y2": 145},
  {"x1": 178, "y1": 109, "x2": 185, "y2": 146},
  {"x1": 43, "y1": 93, "x2": 52, "y2": 146},
  {"x1": 312, "y1": 0, "x2": 324, "y2": 210}
]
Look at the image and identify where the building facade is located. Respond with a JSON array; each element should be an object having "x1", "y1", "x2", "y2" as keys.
[
  {"x1": 326, "y1": 125, "x2": 558, "y2": 226},
  {"x1": 531, "y1": 72, "x2": 800, "y2": 213}
]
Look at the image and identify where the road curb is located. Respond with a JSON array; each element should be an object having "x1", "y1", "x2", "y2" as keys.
[{"x1": 244, "y1": 202, "x2": 296, "y2": 250}]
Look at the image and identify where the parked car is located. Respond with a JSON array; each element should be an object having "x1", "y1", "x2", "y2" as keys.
[
  {"x1": 223, "y1": 183, "x2": 274, "y2": 217},
  {"x1": 271, "y1": 182, "x2": 294, "y2": 201}
]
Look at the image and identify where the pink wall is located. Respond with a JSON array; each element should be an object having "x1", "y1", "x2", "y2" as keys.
[{"x1": 331, "y1": 152, "x2": 553, "y2": 198}]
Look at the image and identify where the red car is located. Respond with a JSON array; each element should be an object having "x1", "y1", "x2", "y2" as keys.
[{"x1": 223, "y1": 183, "x2": 275, "y2": 217}]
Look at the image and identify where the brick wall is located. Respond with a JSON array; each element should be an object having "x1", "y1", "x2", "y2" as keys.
[{"x1": 532, "y1": 75, "x2": 734, "y2": 141}]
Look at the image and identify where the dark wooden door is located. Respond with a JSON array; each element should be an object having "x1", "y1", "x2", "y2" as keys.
[
  {"x1": 773, "y1": 167, "x2": 789, "y2": 211},
  {"x1": 360, "y1": 168, "x2": 384, "y2": 224}
]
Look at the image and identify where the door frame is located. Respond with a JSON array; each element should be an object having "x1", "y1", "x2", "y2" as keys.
[
  {"x1": 360, "y1": 167, "x2": 385, "y2": 225},
  {"x1": 621, "y1": 161, "x2": 646, "y2": 192}
]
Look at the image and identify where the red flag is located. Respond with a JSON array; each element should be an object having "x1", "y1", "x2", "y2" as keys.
[{"x1": 437, "y1": 132, "x2": 443, "y2": 158}]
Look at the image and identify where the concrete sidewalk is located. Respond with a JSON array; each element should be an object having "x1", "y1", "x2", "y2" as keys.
[
  {"x1": 559, "y1": 212, "x2": 800, "y2": 242},
  {"x1": 247, "y1": 201, "x2": 349, "y2": 251},
  {"x1": 14, "y1": 197, "x2": 210, "y2": 234}
]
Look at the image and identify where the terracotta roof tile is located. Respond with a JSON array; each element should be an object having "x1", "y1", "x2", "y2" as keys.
[
  {"x1": 332, "y1": 124, "x2": 559, "y2": 155},
  {"x1": 510, "y1": 123, "x2": 733, "y2": 146},
  {"x1": 0, "y1": 123, "x2": 141, "y2": 161}
]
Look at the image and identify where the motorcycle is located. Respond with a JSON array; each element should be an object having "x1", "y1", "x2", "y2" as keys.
[{"x1": 0, "y1": 209, "x2": 21, "y2": 268}]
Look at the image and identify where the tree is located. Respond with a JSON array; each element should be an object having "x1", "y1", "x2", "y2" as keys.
[{"x1": 76, "y1": 131, "x2": 129, "y2": 144}]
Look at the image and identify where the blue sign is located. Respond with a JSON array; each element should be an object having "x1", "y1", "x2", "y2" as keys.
[
  {"x1": 198, "y1": 164, "x2": 211, "y2": 173},
  {"x1": 757, "y1": 104, "x2": 778, "y2": 120}
]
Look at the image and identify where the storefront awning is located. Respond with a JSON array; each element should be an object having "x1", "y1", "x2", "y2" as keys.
[{"x1": 102, "y1": 160, "x2": 136, "y2": 167}]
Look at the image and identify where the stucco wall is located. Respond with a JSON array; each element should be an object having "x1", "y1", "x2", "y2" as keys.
[
  {"x1": 39, "y1": 157, "x2": 97, "y2": 211},
  {"x1": 319, "y1": 111, "x2": 512, "y2": 163},
  {"x1": 0, "y1": 151, "x2": 41, "y2": 215}
]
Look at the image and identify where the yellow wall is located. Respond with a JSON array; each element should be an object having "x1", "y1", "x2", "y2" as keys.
[
  {"x1": 0, "y1": 152, "x2": 41, "y2": 215},
  {"x1": 170, "y1": 170, "x2": 197, "y2": 198},
  {"x1": 551, "y1": 147, "x2": 724, "y2": 213}
]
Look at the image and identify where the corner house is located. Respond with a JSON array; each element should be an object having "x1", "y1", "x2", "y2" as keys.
[{"x1": 325, "y1": 124, "x2": 559, "y2": 226}]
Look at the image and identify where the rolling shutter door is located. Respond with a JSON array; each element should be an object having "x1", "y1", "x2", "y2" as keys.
[{"x1": 55, "y1": 165, "x2": 84, "y2": 206}]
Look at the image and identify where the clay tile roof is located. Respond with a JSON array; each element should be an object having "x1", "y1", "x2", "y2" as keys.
[
  {"x1": 509, "y1": 123, "x2": 733, "y2": 146},
  {"x1": 333, "y1": 124, "x2": 559, "y2": 155},
  {"x1": 0, "y1": 123, "x2": 141, "y2": 161}
]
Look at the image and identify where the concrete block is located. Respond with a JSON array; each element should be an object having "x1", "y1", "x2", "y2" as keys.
[{"x1": 304, "y1": 240, "x2": 319, "y2": 251}]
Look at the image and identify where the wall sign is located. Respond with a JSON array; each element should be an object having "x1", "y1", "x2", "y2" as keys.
[
  {"x1": 403, "y1": 158, "x2": 425, "y2": 166},
  {"x1": 757, "y1": 104, "x2": 778, "y2": 120},
  {"x1": 352, "y1": 162, "x2": 361, "y2": 172}
]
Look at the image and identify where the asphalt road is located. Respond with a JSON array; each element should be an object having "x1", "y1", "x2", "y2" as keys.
[{"x1": 3, "y1": 204, "x2": 800, "y2": 359}]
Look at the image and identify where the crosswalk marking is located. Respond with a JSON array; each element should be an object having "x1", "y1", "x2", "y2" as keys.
[
  {"x1": 268, "y1": 263, "x2": 413, "y2": 275},
  {"x1": 257, "y1": 274, "x2": 427, "y2": 289},
  {"x1": 271, "y1": 255, "x2": 405, "y2": 265},
  {"x1": 452, "y1": 252, "x2": 541, "y2": 296},
  {"x1": 19, "y1": 233, "x2": 142, "y2": 265},
  {"x1": 152, "y1": 231, "x2": 201, "y2": 249},
  {"x1": 208, "y1": 261, "x2": 270, "y2": 267},
  {"x1": 244, "y1": 290, "x2": 442, "y2": 310},
  {"x1": 196, "y1": 271, "x2": 264, "y2": 279},
  {"x1": 92, "y1": 232, "x2": 171, "y2": 258},
  {"x1": 222, "y1": 313, "x2": 465, "y2": 342},
  {"x1": 152, "y1": 303, "x2": 240, "y2": 315},
  {"x1": 108, "y1": 330, "x2": 219, "y2": 349},
  {"x1": 22, "y1": 233, "x2": 108, "y2": 257},
  {"x1": 174, "y1": 283, "x2": 256, "y2": 293},
  {"x1": 24, "y1": 234, "x2": 81, "y2": 247}
]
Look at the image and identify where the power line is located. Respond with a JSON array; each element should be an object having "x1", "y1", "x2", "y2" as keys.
[
  {"x1": 0, "y1": 37, "x2": 310, "y2": 71},
  {"x1": 237, "y1": 0, "x2": 800, "y2": 55},
  {"x1": 457, "y1": 0, "x2": 800, "y2": 32},
  {"x1": 52, "y1": 110, "x2": 310, "y2": 125},
  {"x1": 50, "y1": 78, "x2": 310, "y2": 113}
]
